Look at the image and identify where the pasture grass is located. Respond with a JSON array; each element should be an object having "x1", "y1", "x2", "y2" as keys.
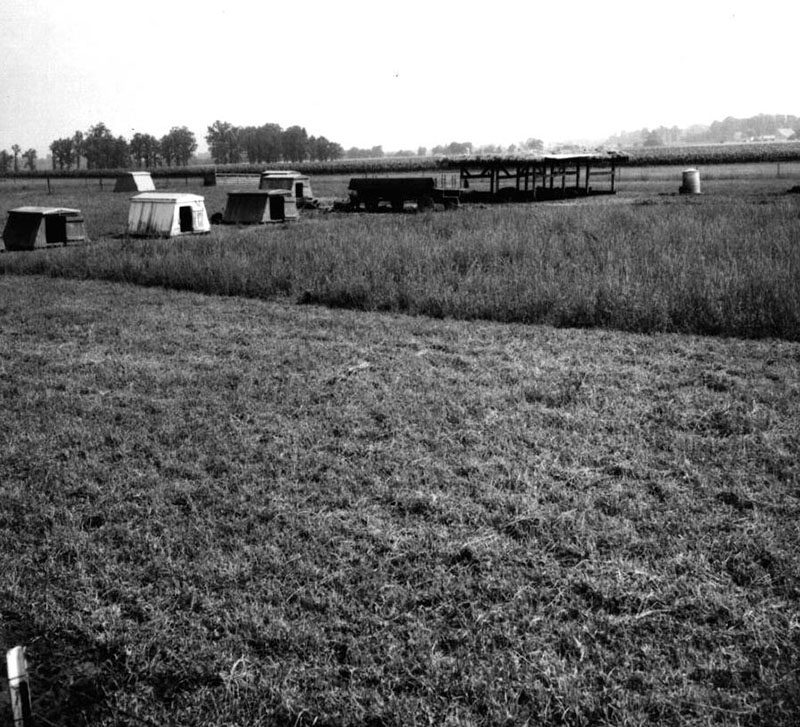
[
  {"x1": 0, "y1": 276, "x2": 798, "y2": 726},
  {"x1": 2, "y1": 177, "x2": 799, "y2": 340}
]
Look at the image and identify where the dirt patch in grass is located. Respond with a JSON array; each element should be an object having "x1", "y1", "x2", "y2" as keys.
[{"x1": 1, "y1": 275, "x2": 799, "y2": 725}]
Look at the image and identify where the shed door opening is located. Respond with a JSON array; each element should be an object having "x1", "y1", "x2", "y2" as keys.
[
  {"x1": 269, "y1": 194, "x2": 285, "y2": 221},
  {"x1": 179, "y1": 206, "x2": 194, "y2": 232},
  {"x1": 45, "y1": 214, "x2": 67, "y2": 243},
  {"x1": 294, "y1": 182, "x2": 304, "y2": 200}
]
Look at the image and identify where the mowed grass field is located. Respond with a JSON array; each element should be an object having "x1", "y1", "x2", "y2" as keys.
[{"x1": 1, "y1": 169, "x2": 799, "y2": 725}]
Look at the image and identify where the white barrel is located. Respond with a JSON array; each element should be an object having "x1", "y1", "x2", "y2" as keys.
[{"x1": 680, "y1": 168, "x2": 701, "y2": 194}]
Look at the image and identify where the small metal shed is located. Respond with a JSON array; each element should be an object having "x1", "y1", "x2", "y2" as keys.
[
  {"x1": 2, "y1": 207, "x2": 88, "y2": 251},
  {"x1": 127, "y1": 193, "x2": 210, "y2": 237},
  {"x1": 223, "y1": 191, "x2": 298, "y2": 224},
  {"x1": 114, "y1": 171, "x2": 156, "y2": 193}
]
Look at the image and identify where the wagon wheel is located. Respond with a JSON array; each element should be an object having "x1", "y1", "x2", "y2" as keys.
[
  {"x1": 391, "y1": 198, "x2": 404, "y2": 212},
  {"x1": 417, "y1": 196, "x2": 434, "y2": 212},
  {"x1": 365, "y1": 197, "x2": 379, "y2": 212}
]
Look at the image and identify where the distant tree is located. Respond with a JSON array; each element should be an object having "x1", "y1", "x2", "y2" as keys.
[
  {"x1": 345, "y1": 145, "x2": 385, "y2": 159},
  {"x1": 160, "y1": 126, "x2": 196, "y2": 167},
  {"x1": 432, "y1": 141, "x2": 472, "y2": 156},
  {"x1": 308, "y1": 135, "x2": 343, "y2": 161},
  {"x1": 49, "y1": 138, "x2": 75, "y2": 170},
  {"x1": 642, "y1": 129, "x2": 663, "y2": 147},
  {"x1": 240, "y1": 123, "x2": 283, "y2": 164},
  {"x1": 417, "y1": 146, "x2": 427, "y2": 157},
  {"x1": 130, "y1": 133, "x2": 161, "y2": 168},
  {"x1": 72, "y1": 131, "x2": 84, "y2": 170},
  {"x1": 521, "y1": 137, "x2": 544, "y2": 152},
  {"x1": 11, "y1": 144, "x2": 21, "y2": 172},
  {"x1": 281, "y1": 125, "x2": 309, "y2": 162},
  {"x1": 83, "y1": 122, "x2": 129, "y2": 169},
  {"x1": 206, "y1": 120, "x2": 241, "y2": 164},
  {"x1": 22, "y1": 148, "x2": 37, "y2": 171},
  {"x1": 0, "y1": 149, "x2": 10, "y2": 174}
]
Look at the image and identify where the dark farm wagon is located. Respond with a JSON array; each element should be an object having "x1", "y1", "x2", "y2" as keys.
[{"x1": 348, "y1": 176, "x2": 462, "y2": 212}]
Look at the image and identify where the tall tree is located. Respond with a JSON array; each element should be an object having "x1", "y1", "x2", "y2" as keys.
[
  {"x1": 22, "y1": 148, "x2": 37, "y2": 171},
  {"x1": 83, "y1": 123, "x2": 129, "y2": 169},
  {"x1": 160, "y1": 126, "x2": 197, "y2": 167},
  {"x1": 241, "y1": 123, "x2": 283, "y2": 164},
  {"x1": 205, "y1": 120, "x2": 241, "y2": 164},
  {"x1": 308, "y1": 135, "x2": 343, "y2": 161},
  {"x1": 0, "y1": 150, "x2": 10, "y2": 174},
  {"x1": 130, "y1": 133, "x2": 161, "y2": 168},
  {"x1": 11, "y1": 144, "x2": 21, "y2": 172},
  {"x1": 49, "y1": 138, "x2": 74, "y2": 170},
  {"x1": 72, "y1": 131, "x2": 84, "y2": 170},
  {"x1": 281, "y1": 125, "x2": 309, "y2": 162}
]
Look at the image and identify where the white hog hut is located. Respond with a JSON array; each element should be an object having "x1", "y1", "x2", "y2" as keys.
[{"x1": 127, "y1": 193, "x2": 210, "y2": 237}]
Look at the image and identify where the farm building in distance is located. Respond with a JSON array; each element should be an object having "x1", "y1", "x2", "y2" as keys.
[
  {"x1": 223, "y1": 190, "x2": 298, "y2": 223},
  {"x1": 2, "y1": 206, "x2": 87, "y2": 251},
  {"x1": 127, "y1": 193, "x2": 210, "y2": 237},
  {"x1": 114, "y1": 171, "x2": 156, "y2": 193}
]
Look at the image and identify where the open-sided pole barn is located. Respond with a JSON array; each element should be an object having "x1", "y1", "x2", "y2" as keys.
[{"x1": 454, "y1": 153, "x2": 627, "y2": 202}]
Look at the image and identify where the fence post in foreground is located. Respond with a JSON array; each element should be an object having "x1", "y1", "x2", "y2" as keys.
[{"x1": 6, "y1": 646, "x2": 34, "y2": 727}]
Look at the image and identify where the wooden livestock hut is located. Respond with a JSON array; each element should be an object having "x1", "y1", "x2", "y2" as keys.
[
  {"x1": 2, "y1": 207, "x2": 87, "y2": 251},
  {"x1": 114, "y1": 171, "x2": 156, "y2": 193},
  {"x1": 127, "y1": 193, "x2": 210, "y2": 237},
  {"x1": 222, "y1": 190, "x2": 298, "y2": 223},
  {"x1": 259, "y1": 171, "x2": 315, "y2": 207}
]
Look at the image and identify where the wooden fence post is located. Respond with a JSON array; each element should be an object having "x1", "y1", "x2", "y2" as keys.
[{"x1": 6, "y1": 647, "x2": 34, "y2": 727}]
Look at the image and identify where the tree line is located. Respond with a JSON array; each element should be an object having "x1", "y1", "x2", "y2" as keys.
[
  {"x1": 205, "y1": 121, "x2": 345, "y2": 164},
  {"x1": 2, "y1": 122, "x2": 547, "y2": 173},
  {"x1": 0, "y1": 144, "x2": 38, "y2": 173},
  {"x1": 46, "y1": 123, "x2": 198, "y2": 171},
  {"x1": 1, "y1": 120, "x2": 348, "y2": 173},
  {"x1": 607, "y1": 114, "x2": 800, "y2": 148}
]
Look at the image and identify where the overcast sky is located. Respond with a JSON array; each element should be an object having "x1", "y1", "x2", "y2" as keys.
[{"x1": 1, "y1": 0, "x2": 797, "y2": 156}]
